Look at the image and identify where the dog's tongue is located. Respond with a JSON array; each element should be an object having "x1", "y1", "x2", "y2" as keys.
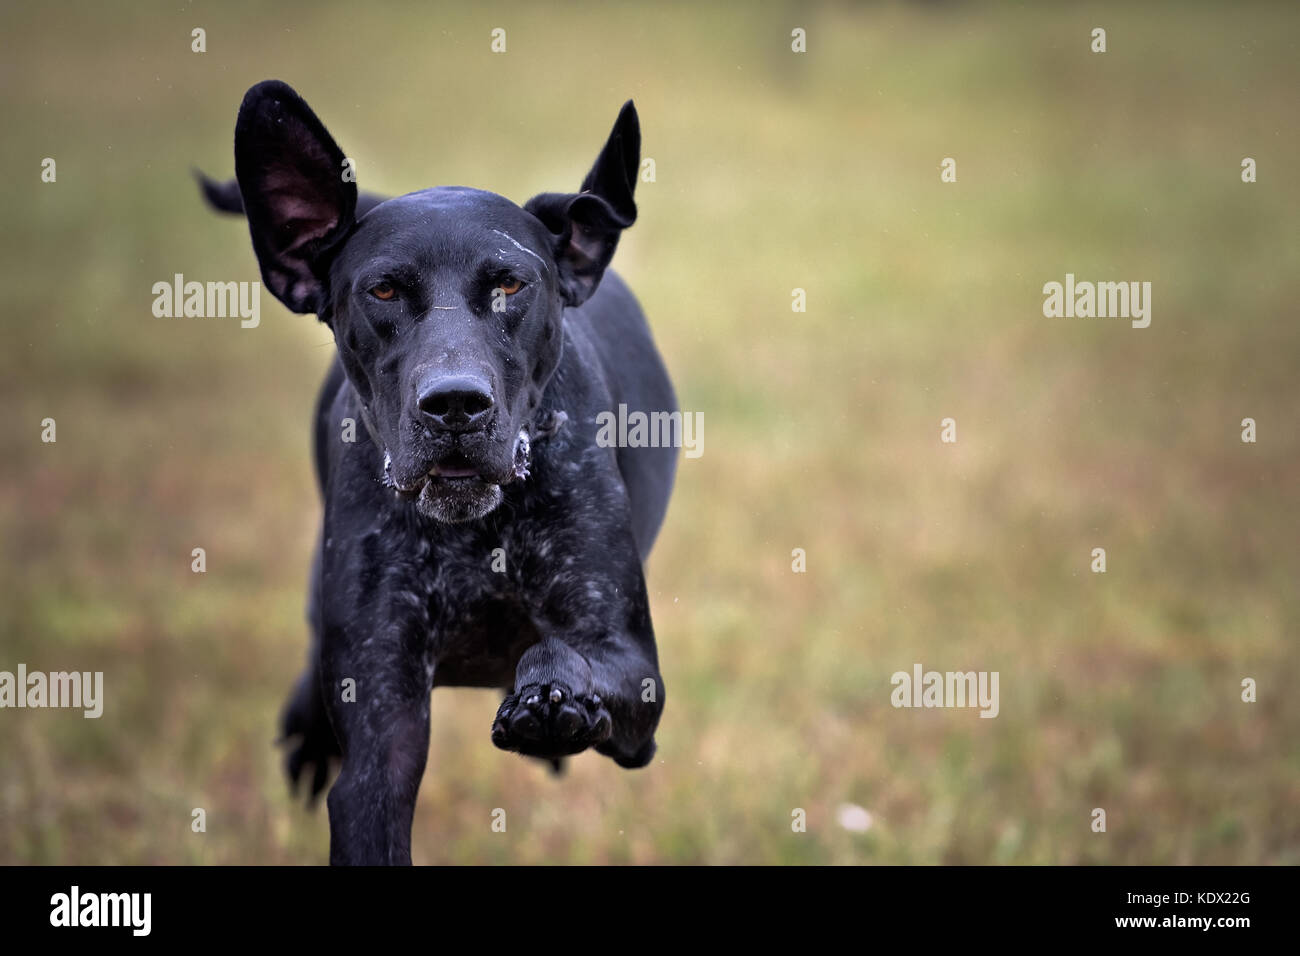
[{"x1": 431, "y1": 464, "x2": 478, "y2": 479}]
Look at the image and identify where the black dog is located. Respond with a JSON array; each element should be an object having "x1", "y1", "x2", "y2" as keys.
[{"x1": 200, "y1": 80, "x2": 675, "y2": 864}]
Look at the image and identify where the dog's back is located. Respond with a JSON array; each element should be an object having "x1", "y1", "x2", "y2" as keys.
[{"x1": 560, "y1": 269, "x2": 677, "y2": 557}]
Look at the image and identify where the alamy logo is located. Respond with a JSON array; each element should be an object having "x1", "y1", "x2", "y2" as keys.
[
  {"x1": 151, "y1": 273, "x2": 261, "y2": 328},
  {"x1": 50, "y1": 886, "x2": 150, "y2": 936},
  {"x1": 890, "y1": 663, "x2": 999, "y2": 718},
  {"x1": 0, "y1": 664, "x2": 103, "y2": 718},
  {"x1": 1042, "y1": 273, "x2": 1151, "y2": 328},
  {"x1": 595, "y1": 404, "x2": 704, "y2": 458}
]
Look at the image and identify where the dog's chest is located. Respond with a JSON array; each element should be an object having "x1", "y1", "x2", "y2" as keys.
[{"x1": 420, "y1": 531, "x2": 543, "y2": 689}]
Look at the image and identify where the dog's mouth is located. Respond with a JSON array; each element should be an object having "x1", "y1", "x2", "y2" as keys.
[
  {"x1": 412, "y1": 469, "x2": 502, "y2": 523},
  {"x1": 383, "y1": 430, "x2": 532, "y2": 523},
  {"x1": 427, "y1": 462, "x2": 480, "y2": 480},
  {"x1": 388, "y1": 457, "x2": 491, "y2": 497},
  {"x1": 417, "y1": 456, "x2": 487, "y2": 488}
]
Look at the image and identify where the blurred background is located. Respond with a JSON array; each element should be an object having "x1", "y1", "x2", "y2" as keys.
[{"x1": 0, "y1": 1, "x2": 1297, "y2": 864}]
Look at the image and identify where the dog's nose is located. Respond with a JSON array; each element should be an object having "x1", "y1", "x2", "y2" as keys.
[{"x1": 417, "y1": 374, "x2": 495, "y2": 432}]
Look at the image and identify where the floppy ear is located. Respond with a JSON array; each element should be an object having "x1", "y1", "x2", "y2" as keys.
[
  {"x1": 524, "y1": 100, "x2": 640, "y2": 307},
  {"x1": 234, "y1": 80, "x2": 357, "y2": 315}
]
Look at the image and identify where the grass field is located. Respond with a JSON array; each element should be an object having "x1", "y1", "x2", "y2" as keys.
[{"x1": 0, "y1": 0, "x2": 1297, "y2": 864}]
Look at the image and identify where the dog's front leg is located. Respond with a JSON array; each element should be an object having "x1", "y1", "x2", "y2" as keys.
[
  {"x1": 492, "y1": 582, "x2": 664, "y2": 769},
  {"x1": 318, "y1": 555, "x2": 433, "y2": 865}
]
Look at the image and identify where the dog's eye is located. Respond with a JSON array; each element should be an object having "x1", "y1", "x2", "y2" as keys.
[
  {"x1": 498, "y1": 277, "x2": 524, "y2": 295},
  {"x1": 369, "y1": 283, "x2": 397, "y2": 301}
]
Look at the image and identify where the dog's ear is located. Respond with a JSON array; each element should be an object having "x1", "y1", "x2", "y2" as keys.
[
  {"x1": 234, "y1": 80, "x2": 356, "y2": 315},
  {"x1": 524, "y1": 101, "x2": 639, "y2": 307}
]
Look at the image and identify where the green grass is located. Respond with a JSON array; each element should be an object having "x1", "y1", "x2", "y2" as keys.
[{"x1": 0, "y1": 0, "x2": 1297, "y2": 864}]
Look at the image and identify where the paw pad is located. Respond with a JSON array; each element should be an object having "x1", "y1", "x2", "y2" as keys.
[{"x1": 491, "y1": 681, "x2": 611, "y2": 758}]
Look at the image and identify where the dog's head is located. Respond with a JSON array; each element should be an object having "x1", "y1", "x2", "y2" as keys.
[{"x1": 231, "y1": 80, "x2": 638, "y2": 522}]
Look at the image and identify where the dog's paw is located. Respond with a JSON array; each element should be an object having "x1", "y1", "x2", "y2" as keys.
[
  {"x1": 278, "y1": 670, "x2": 341, "y2": 804},
  {"x1": 491, "y1": 682, "x2": 612, "y2": 758}
]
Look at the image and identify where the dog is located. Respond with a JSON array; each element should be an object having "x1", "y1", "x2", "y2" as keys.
[{"x1": 199, "y1": 80, "x2": 676, "y2": 864}]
